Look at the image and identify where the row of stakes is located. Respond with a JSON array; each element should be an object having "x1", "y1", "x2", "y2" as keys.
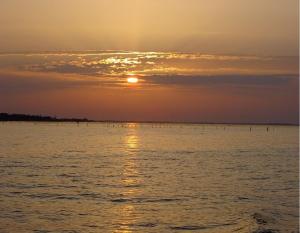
[
  {"x1": 75, "y1": 122, "x2": 272, "y2": 131},
  {"x1": 1, "y1": 121, "x2": 273, "y2": 131}
]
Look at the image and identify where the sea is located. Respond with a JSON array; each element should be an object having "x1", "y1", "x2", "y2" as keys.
[{"x1": 0, "y1": 122, "x2": 298, "y2": 233}]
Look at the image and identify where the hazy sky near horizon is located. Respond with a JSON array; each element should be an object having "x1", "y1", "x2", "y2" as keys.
[{"x1": 0, "y1": 1, "x2": 299, "y2": 123}]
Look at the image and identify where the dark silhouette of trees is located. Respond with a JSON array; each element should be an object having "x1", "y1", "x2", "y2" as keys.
[{"x1": 0, "y1": 113, "x2": 90, "y2": 122}]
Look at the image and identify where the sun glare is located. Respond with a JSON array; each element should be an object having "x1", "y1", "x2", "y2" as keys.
[{"x1": 127, "y1": 77, "x2": 138, "y2": 84}]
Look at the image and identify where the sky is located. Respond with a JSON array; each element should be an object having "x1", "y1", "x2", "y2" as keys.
[{"x1": 0, "y1": 0, "x2": 299, "y2": 123}]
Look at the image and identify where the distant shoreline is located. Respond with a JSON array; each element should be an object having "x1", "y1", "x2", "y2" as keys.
[
  {"x1": 0, "y1": 113, "x2": 298, "y2": 126},
  {"x1": 0, "y1": 113, "x2": 91, "y2": 123}
]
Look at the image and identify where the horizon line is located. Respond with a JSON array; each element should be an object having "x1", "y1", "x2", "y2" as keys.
[{"x1": 0, "y1": 113, "x2": 298, "y2": 126}]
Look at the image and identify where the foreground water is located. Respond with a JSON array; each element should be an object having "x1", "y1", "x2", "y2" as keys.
[{"x1": 0, "y1": 122, "x2": 298, "y2": 233}]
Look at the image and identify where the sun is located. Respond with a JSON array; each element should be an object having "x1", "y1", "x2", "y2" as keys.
[{"x1": 127, "y1": 77, "x2": 138, "y2": 84}]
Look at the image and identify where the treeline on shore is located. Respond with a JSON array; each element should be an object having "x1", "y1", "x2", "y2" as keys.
[{"x1": 0, "y1": 113, "x2": 91, "y2": 122}]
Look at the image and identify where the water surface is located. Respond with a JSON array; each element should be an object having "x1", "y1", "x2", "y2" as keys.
[{"x1": 0, "y1": 122, "x2": 298, "y2": 233}]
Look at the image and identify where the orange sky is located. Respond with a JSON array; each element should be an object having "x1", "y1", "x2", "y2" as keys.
[
  {"x1": 0, "y1": 1, "x2": 298, "y2": 123},
  {"x1": 0, "y1": 0, "x2": 298, "y2": 55}
]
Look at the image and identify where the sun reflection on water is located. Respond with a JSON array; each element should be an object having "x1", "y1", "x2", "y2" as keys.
[
  {"x1": 114, "y1": 205, "x2": 135, "y2": 233},
  {"x1": 114, "y1": 125, "x2": 141, "y2": 233},
  {"x1": 126, "y1": 135, "x2": 139, "y2": 151}
]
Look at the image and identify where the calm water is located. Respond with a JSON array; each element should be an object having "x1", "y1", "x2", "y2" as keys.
[{"x1": 0, "y1": 122, "x2": 298, "y2": 233}]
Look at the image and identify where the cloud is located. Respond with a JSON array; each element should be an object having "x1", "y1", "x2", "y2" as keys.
[
  {"x1": 1, "y1": 68, "x2": 297, "y2": 95},
  {"x1": 142, "y1": 74, "x2": 298, "y2": 87},
  {"x1": 0, "y1": 51, "x2": 298, "y2": 78},
  {"x1": 0, "y1": 51, "x2": 298, "y2": 93},
  {"x1": 0, "y1": 70, "x2": 101, "y2": 93}
]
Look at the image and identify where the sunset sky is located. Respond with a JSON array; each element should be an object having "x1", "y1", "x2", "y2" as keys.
[{"x1": 0, "y1": 0, "x2": 298, "y2": 123}]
